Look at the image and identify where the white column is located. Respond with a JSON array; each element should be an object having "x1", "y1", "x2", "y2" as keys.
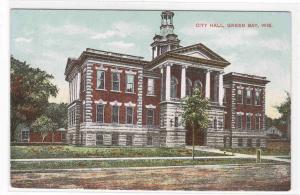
[
  {"x1": 180, "y1": 65, "x2": 186, "y2": 98},
  {"x1": 165, "y1": 64, "x2": 171, "y2": 101},
  {"x1": 218, "y1": 71, "x2": 224, "y2": 106},
  {"x1": 205, "y1": 69, "x2": 211, "y2": 99}
]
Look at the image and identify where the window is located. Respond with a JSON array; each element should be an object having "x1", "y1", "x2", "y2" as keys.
[
  {"x1": 246, "y1": 115, "x2": 251, "y2": 130},
  {"x1": 237, "y1": 89, "x2": 243, "y2": 104},
  {"x1": 96, "y1": 134, "x2": 103, "y2": 145},
  {"x1": 171, "y1": 76, "x2": 178, "y2": 98},
  {"x1": 82, "y1": 104, "x2": 85, "y2": 122},
  {"x1": 147, "y1": 135, "x2": 153, "y2": 146},
  {"x1": 96, "y1": 104, "x2": 104, "y2": 123},
  {"x1": 256, "y1": 139, "x2": 261, "y2": 147},
  {"x1": 147, "y1": 78, "x2": 155, "y2": 95},
  {"x1": 255, "y1": 115, "x2": 260, "y2": 130},
  {"x1": 186, "y1": 78, "x2": 192, "y2": 96},
  {"x1": 194, "y1": 80, "x2": 203, "y2": 93},
  {"x1": 112, "y1": 72, "x2": 120, "y2": 91},
  {"x1": 161, "y1": 46, "x2": 168, "y2": 54},
  {"x1": 21, "y1": 129, "x2": 29, "y2": 142},
  {"x1": 82, "y1": 73, "x2": 86, "y2": 91},
  {"x1": 213, "y1": 118, "x2": 217, "y2": 129},
  {"x1": 236, "y1": 114, "x2": 242, "y2": 129},
  {"x1": 112, "y1": 106, "x2": 119, "y2": 123},
  {"x1": 96, "y1": 70, "x2": 105, "y2": 89},
  {"x1": 112, "y1": 133, "x2": 119, "y2": 146},
  {"x1": 73, "y1": 109, "x2": 76, "y2": 125},
  {"x1": 126, "y1": 74, "x2": 134, "y2": 93},
  {"x1": 247, "y1": 139, "x2": 252, "y2": 147},
  {"x1": 126, "y1": 107, "x2": 133, "y2": 124},
  {"x1": 61, "y1": 132, "x2": 66, "y2": 142},
  {"x1": 80, "y1": 132, "x2": 84, "y2": 145},
  {"x1": 69, "y1": 134, "x2": 73, "y2": 144},
  {"x1": 126, "y1": 135, "x2": 133, "y2": 146},
  {"x1": 238, "y1": 138, "x2": 243, "y2": 147},
  {"x1": 147, "y1": 109, "x2": 154, "y2": 126},
  {"x1": 174, "y1": 116, "x2": 179, "y2": 127},
  {"x1": 246, "y1": 89, "x2": 252, "y2": 104},
  {"x1": 223, "y1": 88, "x2": 227, "y2": 103},
  {"x1": 255, "y1": 90, "x2": 261, "y2": 105}
]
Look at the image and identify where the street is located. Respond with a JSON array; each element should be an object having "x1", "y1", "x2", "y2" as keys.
[{"x1": 11, "y1": 163, "x2": 290, "y2": 191}]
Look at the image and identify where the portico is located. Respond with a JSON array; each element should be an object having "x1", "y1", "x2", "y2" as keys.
[{"x1": 161, "y1": 62, "x2": 225, "y2": 106}]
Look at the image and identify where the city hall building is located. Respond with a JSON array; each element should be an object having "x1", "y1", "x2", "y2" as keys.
[{"x1": 65, "y1": 11, "x2": 269, "y2": 148}]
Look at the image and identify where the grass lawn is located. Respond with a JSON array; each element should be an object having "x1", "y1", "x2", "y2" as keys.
[
  {"x1": 222, "y1": 148, "x2": 291, "y2": 156},
  {"x1": 11, "y1": 146, "x2": 227, "y2": 159},
  {"x1": 11, "y1": 158, "x2": 277, "y2": 170}
]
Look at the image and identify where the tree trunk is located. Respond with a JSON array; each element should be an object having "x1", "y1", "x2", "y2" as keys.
[
  {"x1": 52, "y1": 132, "x2": 54, "y2": 143},
  {"x1": 192, "y1": 124, "x2": 195, "y2": 160}
]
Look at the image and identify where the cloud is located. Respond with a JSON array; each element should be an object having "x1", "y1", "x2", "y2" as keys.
[
  {"x1": 41, "y1": 21, "x2": 151, "y2": 41},
  {"x1": 107, "y1": 41, "x2": 135, "y2": 50},
  {"x1": 92, "y1": 21, "x2": 151, "y2": 40},
  {"x1": 14, "y1": 37, "x2": 32, "y2": 43},
  {"x1": 41, "y1": 24, "x2": 94, "y2": 36},
  {"x1": 259, "y1": 38, "x2": 290, "y2": 51}
]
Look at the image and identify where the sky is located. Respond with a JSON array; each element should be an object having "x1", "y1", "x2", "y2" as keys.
[{"x1": 10, "y1": 10, "x2": 291, "y2": 119}]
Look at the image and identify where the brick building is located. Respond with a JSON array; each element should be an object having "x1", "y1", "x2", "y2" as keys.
[{"x1": 65, "y1": 11, "x2": 269, "y2": 148}]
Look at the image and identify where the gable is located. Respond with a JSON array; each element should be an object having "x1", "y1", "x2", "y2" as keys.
[{"x1": 181, "y1": 51, "x2": 210, "y2": 60}]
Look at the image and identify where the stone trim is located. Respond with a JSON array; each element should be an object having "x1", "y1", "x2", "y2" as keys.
[
  {"x1": 111, "y1": 68, "x2": 123, "y2": 73},
  {"x1": 125, "y1": 70, "x2": 137, "y2": 75},
  {"x1": 109, "y1": 100, "x2": 122, "y2": 106},
  {"x1": 94, "y1": 99, "x2": 107, "y2": 105},
  {"x1": 124, "y1": 101, "x2": 136, "y2": 107},
  {"x1": 95, "y1": 64, "x2": 108, "y2": 71},
  {"x1": 145, "y1": 104, "x2": 156, "y2": 109}
]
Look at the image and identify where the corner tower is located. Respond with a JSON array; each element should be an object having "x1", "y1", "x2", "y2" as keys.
[{"x1": 151, "y1": 11, "x2": 181, "y2": 59}]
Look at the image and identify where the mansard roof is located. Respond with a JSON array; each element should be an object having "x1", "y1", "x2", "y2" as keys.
[{"x1": 146, "y1": 43, "x2": 230, "y2": 70}]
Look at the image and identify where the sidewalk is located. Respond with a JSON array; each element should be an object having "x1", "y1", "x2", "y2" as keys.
[{"x1": 186, "y1": 146, "x2": 291, "y2": 163}]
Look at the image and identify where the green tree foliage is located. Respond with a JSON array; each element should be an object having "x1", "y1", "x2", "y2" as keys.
[
  {"x1": 10, "y1": 57, "x2": 58, "y2": 141},
  {"x1": 31, "y1": 115, "x2": 58, "y2": 142},
  {"x1": 275, "y1": 92, "x2": 291, "y2": 140},
  {"x1": 181, "y1": 88, "x2": 209, "y2": 160},
  {"x1": 44, "y1": 103, "x2": 68, "y2": 129},
  {"x1": 276, "y1": 92, "x2": 291, "y2": 123}
]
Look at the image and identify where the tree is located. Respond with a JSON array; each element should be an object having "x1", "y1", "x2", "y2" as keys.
[
  {"x1": 44, "y1": 103, "x2": 68, "y2": 129},
  {"x1": 44, "y1": 103, "x2": 68, "y2": 142},
  {"x1": 31, "y1": 115, "x2": 58, "y2": 142},
  {"x1": 181, "y1": 88, "x2": 210, "y2": 160},
  {"x1": 10, "y1": 57, "x2": 58, "y2": 142},
  {"x1": 275, "y1": 92, "x2": 291, "y2": 140}
]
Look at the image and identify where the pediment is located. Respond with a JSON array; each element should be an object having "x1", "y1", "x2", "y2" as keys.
[
  {"x1": 181, "y1": 51, "x2": 210, "y2": 60},
  {"x1": 169, "y1": 43, "x2": 229, "y2": 63}
]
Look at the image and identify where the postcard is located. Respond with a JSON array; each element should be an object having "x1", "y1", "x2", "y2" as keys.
[{"x1": 10, "y1": 9, "x2": 291, "y2": 191}]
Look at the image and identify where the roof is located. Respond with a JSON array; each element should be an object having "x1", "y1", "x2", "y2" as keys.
[
  {"x1": 146, "y1": 43, "x2": 230, "y2": 69},
  {"x1": 65, "y1": 48, "x2": 149, "y2": 80},
  {"x1": 224, "y1": 72, "x2": 270, "y2": 85}
]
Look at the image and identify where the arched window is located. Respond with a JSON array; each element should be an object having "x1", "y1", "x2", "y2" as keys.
[
  {"x1": 171, "y1": 76, "x2": 178, "y2": 98},
  {"x1": 194, "y1": 80, "x2": 203, "y2": 93},
  {"x1": 186, "y1": 78, "x2": 192, "y2": 96}
]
